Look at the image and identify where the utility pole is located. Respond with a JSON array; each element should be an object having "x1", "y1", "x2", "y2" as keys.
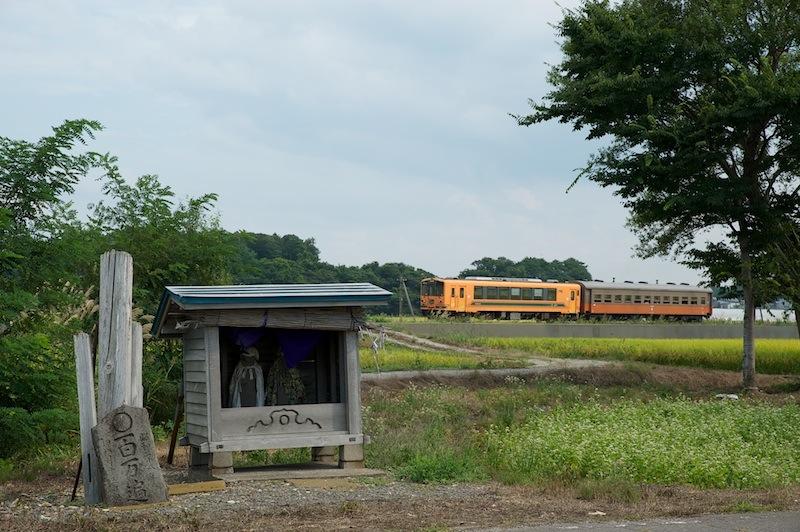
[{"x1": 399, "y1": 277, "x2": 415, "y2": 317}]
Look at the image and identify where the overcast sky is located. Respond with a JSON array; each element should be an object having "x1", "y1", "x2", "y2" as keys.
[{"x1": 1, "y1": 0, "x2": 701, "y2": 283}]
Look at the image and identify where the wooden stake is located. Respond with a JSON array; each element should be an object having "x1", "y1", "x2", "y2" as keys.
[
  {"x1": 98, "y1": 250, "x2": 133, "y2": 417},
  {"x1": 74, "y1": 332, "x2": 101, "y2": 504},
  {"x1": 129, "y1": 321, "x2": 144, "y2": 408}
]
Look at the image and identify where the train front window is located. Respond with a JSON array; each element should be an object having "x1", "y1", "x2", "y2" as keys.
[{"x1": 421, "y1": 280, "x2": 444, "y2": 297}]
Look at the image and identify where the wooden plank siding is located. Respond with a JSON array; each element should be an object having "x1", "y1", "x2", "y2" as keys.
[{"x1": 183, "y1": 327, "x2": 209, "y2": 444}]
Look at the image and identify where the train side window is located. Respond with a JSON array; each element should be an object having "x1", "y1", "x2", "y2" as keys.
[
  {"x1": 570, "y1": 291, "x2": 576, "y2": 301},
  {"x1": 474, "y1": 286, "x2": 484, "y2": 299},
  {"x1": 654, "y1": 296, "x2": 661, "y2": 304},
  {"x1": 592, "y1": 293, "x2": 602, "y2": 303},
  {"x1": 510, "y1": 287, "x2": 521, "y2": 299},
  {"x1": 700, "y1": 297, "x2": 706, "y2": 304},
  {"x1": 603, "y1": 294, "x2": 612, "y2": 303},
  {"x1": 460, "y1": 287, "x2": 465, "y2": 298},
  {"x1": 643, "y1": 295, "x2": 651, "y2": 304},
  {"x1": 624, "y1": 295, "x2": 632, "y2": 303},
  {"x1": 487, "y1": 286, "x2": 498, "y2": 299},
  {"x1": 534, "y1": 288, "x2": 544, "y2": 300},
  {"x1": 681, "y1": 297, "x2": 689, "y2": 305},
  {"x1": 451, "y1": 288, "x2": 455, "y2": 297},
  {"x1": 690, "y1": 296, "x2": 697, "y2": 304},
  {"x1": 614, "y1": 295, "x2": 622, "y2": 303},
  {"x1": 499, "y1": 287, "x2": 510, "y2": 299},
  {"x1": 546, "y1": 288, "x2": 557, "y2": 300},
  {"x1": 522, "y1": 288, "x2": 533, "y2": 300},
  {"x1": 634, "y1": 295, "x2": 642, "y2": 304},
  {"x1": 672, "y1": 296, "x2": 679, "y2": 304}
]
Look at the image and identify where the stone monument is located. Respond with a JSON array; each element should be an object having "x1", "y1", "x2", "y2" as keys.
[{"x1": 91, "y1": 405, "x2": 168, "y2": 506}]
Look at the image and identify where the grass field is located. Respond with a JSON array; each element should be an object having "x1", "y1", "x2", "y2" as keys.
[
  {"x1": 486, "y1": 398, "x2": 800, "y2": 489},
  {"x1": 443, "y1": 337, "x2": 800, "y2": 374},
  {"x1": 364, "y1": 379, "x2": 800, "y2": 489},
  {"x1": 358, "y1": 344, "x2": 526, "y2": 373}
]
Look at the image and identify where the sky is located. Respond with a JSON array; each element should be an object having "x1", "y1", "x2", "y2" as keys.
[{"x1": 0, "y1": 0, "x2": 701, "y2": 283}]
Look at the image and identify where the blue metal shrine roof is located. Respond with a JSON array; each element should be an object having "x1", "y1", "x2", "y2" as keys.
[{"x1": 153, "y1": 282, "x2": 392, "y2": 336}]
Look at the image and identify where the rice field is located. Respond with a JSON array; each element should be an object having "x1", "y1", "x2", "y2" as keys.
[
  {"x1": 358, "y1": 344, "x2": 525, "y2": 373},
  {"x1": 447, "y1": 337, "x2": 800, "y2": 374}
]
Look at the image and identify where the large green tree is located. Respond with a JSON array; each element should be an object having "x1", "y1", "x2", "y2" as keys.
[{"x1": 520, "y1": 0, "x2": 800, "y2": 388}]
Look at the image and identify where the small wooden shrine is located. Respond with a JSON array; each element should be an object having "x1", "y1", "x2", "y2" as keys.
[{"x1": 152, "y1": 283, "x2": 391, "y2": 472}]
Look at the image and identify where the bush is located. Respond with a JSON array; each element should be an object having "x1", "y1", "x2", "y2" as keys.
[
  {"x1": 0, "y1": 407, "x2": 42, "y2": 457},
  {"x1": 0, "y1": 333, "x2": 76, "y2": 411},
  {"x1": 31, "y1": 408, "x2": 79, "y2": 445},
  {"x1": 142, "y1": 339, "x2": 182, "y2": 426}
]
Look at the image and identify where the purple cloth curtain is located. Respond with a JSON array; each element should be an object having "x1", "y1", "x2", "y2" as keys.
[
  {"x1": 276, "y1": 330, "x2": 323, "y2": 368},
  {"x1": 226, "y1": 327, "x2": 266, "y2": 350}
]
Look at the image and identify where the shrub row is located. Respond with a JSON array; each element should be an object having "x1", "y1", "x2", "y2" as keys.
[{"x1": 0, "y1": 407, "x2": 79, "y2": 458}]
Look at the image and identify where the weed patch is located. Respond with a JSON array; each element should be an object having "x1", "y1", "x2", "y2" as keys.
[{"x1": 485, "y1": 398, "x2": 800, "y2": 489}]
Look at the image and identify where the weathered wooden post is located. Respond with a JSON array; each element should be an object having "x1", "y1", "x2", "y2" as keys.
[
  {"x1": 97, "y1": 250, "x2": 133, "y2": 418},
  {"x1": 74, "y1": 250, "x2": 159, "y2": 506},
  {"x1": 129, "y1": 321, "x2": 144, "y2": 408},
  {"x1": 74, "y1": 332, "x2": 101, "y2": 504}
]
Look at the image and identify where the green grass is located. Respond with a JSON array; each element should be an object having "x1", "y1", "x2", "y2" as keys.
[
  {"x1": 485, "y1": 398, "x2": 800, "y2": 489},
  {"x1": 364, "y1": 382, "x2": 800, "y2": 489},
  {"x1": 445, "y1": 337, "x2": 800, "y2": 374},
  {"x1": 359, "y1": 344, "x2": 526, "y2": 373}
]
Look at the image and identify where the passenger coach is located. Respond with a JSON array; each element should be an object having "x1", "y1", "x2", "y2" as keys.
[{"x1": 577, "y1": 281, "x2": 712, "y2": 321}]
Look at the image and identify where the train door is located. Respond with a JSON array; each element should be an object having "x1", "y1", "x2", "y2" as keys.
[
  {"x1": 569, "y1": 289, "x2": 578, "y2": 315},
  {"x1": 449, "y1": 283, "x2": 467, "y2": 313}
]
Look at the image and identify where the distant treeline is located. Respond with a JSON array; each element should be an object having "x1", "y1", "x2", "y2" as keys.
[
  {"x1": 460, "y1": 257, "x2": 591, "y2": 283},
  {"x1": 227, "y1": 233, "x2": 593, "y2": 314}
]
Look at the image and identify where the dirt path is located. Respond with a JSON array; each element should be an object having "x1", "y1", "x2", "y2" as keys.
[
  {"x1": 376, "y1": 326, "x2": 484, "y2": 353},
  {"x1": 361, "y1": 358, "x2": 610, "y2": 383},
  {"x1": 3, "y1": 475, "x2": 799, "y2": 531},
  {"x1": 502, "y1": 511, "x2": 800, "y2": 532}
]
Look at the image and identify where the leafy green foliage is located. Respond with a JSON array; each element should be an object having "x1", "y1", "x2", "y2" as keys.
[
  {"x1": 460, "y1": 256, "x2": 592, "y2": 281},
  {"x1": 0, "y1": 407, "x2": 42, "y2": 458}
]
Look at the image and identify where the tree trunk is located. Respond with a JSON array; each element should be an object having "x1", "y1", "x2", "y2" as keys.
[
  {"x1": 795, "y1": 307, "x2": 800, "y2": 340},
  {"x1": 739, "y1": 235, "x2": 757, "y2": 390}
]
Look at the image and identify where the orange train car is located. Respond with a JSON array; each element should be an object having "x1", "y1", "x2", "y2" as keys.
[
  {"x1": 420, "y1": 277, "x2": 581, "y2": 319},
  {"x1": 577, "y1": 281, "x2": 712, "y2": 321},
  {"x1": 420, "y1": 277, "x2": 712, "y2": 320}
]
